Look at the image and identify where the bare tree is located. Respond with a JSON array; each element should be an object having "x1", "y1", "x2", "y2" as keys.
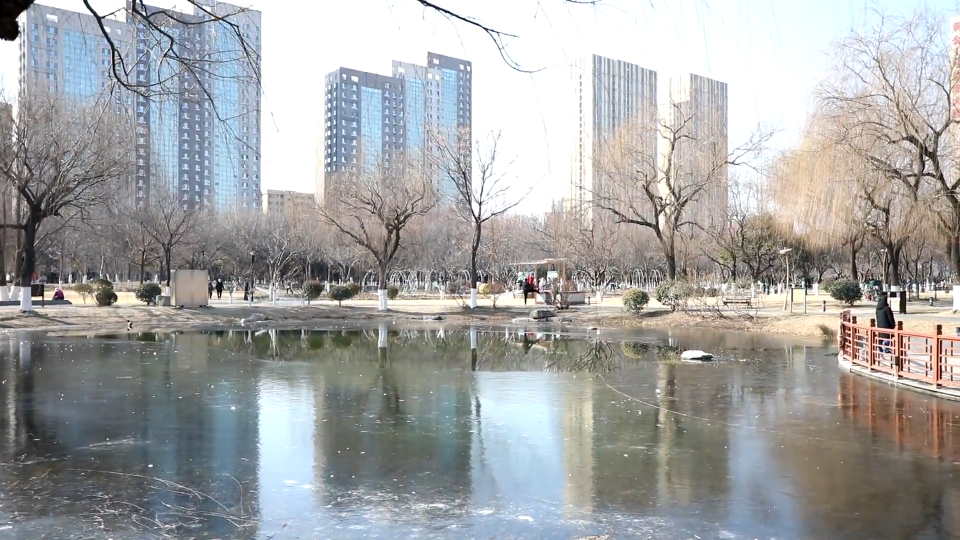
[
  {"x1": 131, "y1": 185, "x2": 205, "y2": 287},
  {"x1": 410, "y1": 1, "x2": 602, "y2": 72},
  {"x1": 111, "y1": 201, "x2": 160, "y2": 284},
  {"x1": 817, "y1": 9, "x2": 960, "y2": 278},
  {"x1": 705, "y1": 176, "x2": 785, "y2": 283},
  {"x1": 594, "y1": 105, "x2": 771, "y2": 279},
  {"x1": 251, "y1": 213, "x2": 307, "y2": 293},
  {"x1": 434, "y1": 129, "x2": 525, "y2": 307},
  {"x1": 321, "y1": 162, "x2": 437, "y2": 310},
  {"x1": 0, "y1": 91, "x2": 131, "y2": 310},
  {"x1": 542, "y1": 206, "x2": 624, "y2": 297}
]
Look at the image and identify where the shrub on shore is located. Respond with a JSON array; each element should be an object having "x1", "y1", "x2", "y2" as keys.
[
  {"x1": 303, "y1": 281, "x2": 325, "y2": 304},
  {"x1": 829, "y1": 279, "x2": 862, "y2": 306},
  {"x1": 655, "y1": 280, "x2": 694, "y2": 311},
  {"x1": 135, "y1": 283, "x2": 162, "y2": 305},
  {"x1": 74, "y1": 283, "x2": 94, "y2": 304},
  {"x1": 329, "y1": 285, "x2": 356, "y2": 306},
  {"x1": 622, "y1": 288, "x2": 650, "y2": 314}
]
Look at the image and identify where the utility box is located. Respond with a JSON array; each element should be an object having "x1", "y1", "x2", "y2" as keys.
[{"x1": 170, "y1": 270, "x2": 209, "y2": 308}]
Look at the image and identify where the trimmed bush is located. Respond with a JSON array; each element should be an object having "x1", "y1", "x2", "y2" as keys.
[
  {"x1": 622, "y1": 288, "x2": 650, "y2": 314},
  {"x1": 820, "y1": 279, "x2": 838, "y2": 294},
  {"x1": 303, "y1": 281, "x2": 325, "y2": 302},
  {"x1": 387, "y1": 285, "x2": 399, "y2": 300},
  {"x1": 329, "y1": 285, "x2": 355, "y2": 307},
  {"x1": 95, "y1": 288, "x2": 118, "y2": 306},
  {"x1": 655, "y1": 280, "x2": 693, "y2": 311},
  {"x1": 135, "y1": 283, "x2": 163, "y2": 305},
  {"x1": 74, "y1": 283, "x2": 94, "y2": 304},
  {"x1": 346, "y1": 282, "x2": 361, "y2": 298},
  {"x1": 90, "y1": 278, "x2": 113, "y2": 292},
  {"x1": 829, "y1": 279, "x2": 863, "y2": 306}
]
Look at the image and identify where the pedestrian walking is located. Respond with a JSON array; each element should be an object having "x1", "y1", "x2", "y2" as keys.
[{"x1": 875, "y1": 292, "x2": 896, "y2": 355}]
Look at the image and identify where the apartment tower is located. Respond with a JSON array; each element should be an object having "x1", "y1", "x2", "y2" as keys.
[
  {"x1": 19, "y1": 1, "x2": 262, "y2": 212},
  {"x1": 659, "y1": 73, "x2": 729, "y2": 229},
  {"x1": 567, "y1": 54, "x2": 658, "y2": 220},
  {"x1": 318, "y1": 52, "x2": 472, "y2": 205}
]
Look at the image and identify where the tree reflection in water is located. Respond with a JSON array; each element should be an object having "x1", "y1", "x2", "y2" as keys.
[{"x1": 198, "y1": 326, "x2": 662, "y2": 373}]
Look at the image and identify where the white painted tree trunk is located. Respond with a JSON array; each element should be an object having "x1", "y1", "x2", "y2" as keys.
[
  {"x1": 469, "y1": 288, "x2": 478, "y2": 308},
  {"x1": 596, "y1": 290, "x2": 603, "y2": 303},
  {"x1": 19, "y1": 337, "x2": 30, "y2": 366},
  {"x1": 0, "y1": 285, "x2": 8, "y2": 301},
  {"x1": 378, "y1": 321, "x2": 389, "y2": 348},
  {"x1": 19, "y1": 292, "x2": 31, "y2": 312},
  {"x1": 470, "y1": 326, "x2": 478, "y2": 350},
  {"x1": 10, "y1": 286, "x2": 20, "y2": 302},
  {"x1": 378, "y1": 289, "x2": 389, "y2": 311}
]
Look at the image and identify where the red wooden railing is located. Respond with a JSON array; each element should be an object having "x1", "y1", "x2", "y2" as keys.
[
  {"x1": 838, "y1": 373, "x2": 960, "y2": 462},
  {"x1": 839, "y1": 310, "x2": 960, "y2": 390}
]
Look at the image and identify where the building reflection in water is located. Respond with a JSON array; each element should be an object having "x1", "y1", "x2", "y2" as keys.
[
  {"x1": 311, "y1": 328, "x2": 475, "y2": 523},
  {"x1": 0, "y1": 332, "x2": 262, "y2": 538},
  {"x1": 561, "y1": 378, "x2": 594, "y2": 516}
]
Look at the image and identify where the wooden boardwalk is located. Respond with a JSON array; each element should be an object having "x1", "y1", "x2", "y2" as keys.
[{"x1": 839, "y1": 310, "x2": 960, "y2": 399}]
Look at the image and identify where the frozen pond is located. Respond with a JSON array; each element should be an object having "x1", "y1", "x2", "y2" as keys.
[{"x1": 0, "y1": 326, "x2": 958, "y2": 539}]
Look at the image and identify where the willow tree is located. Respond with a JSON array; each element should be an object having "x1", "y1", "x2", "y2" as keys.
[
  {"x1": 770, "y1": 118, "x2": 872, "y2": 280},
  {"x1": 773, "y1": 105, "x2": 930, "y2": 285},
  {"x1": 817, "y1": 9, "x2": 960, "y2": 278}
]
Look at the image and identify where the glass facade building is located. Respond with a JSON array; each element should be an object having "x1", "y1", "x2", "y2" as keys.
[
  {"x1": 317, "y1": 53, "x2": 472, "y2": 205},
  {"x1": 19, "y1": 2, "x2": 261, "y2": 212}
]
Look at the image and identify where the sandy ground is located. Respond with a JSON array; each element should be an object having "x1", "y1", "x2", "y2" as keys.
[{"x1": 1, "y1": 288, "x2": 958, "y2": 339}]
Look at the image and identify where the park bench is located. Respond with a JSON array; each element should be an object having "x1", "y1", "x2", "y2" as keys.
[{"x1": 721, "y1": 296, "x2": 753, "y2": 307}]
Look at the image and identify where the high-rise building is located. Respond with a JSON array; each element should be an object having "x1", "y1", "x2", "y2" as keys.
[
  {"x1": 261, "y1": 189, "x2": 316, "y2": 222},
  {"x1": 319, "y1": 67, "x2": 404, "y2": 202},
  {"x1": 317, "y1": 52, "x2": 471, "y2": 205},
  {"x1": 659, "y1": 73, "x2": 728, "y2": 229},
  {"x1": 18, "y1": 2, "x2": 261, "y2": 212},
  {"x1": 566, "y1": 54, "x2": 658, "y2": 219}
]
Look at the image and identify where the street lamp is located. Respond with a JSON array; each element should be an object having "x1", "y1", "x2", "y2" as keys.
[{"x1": 779, "y1": 248, "x2": 793, "y2": 312}]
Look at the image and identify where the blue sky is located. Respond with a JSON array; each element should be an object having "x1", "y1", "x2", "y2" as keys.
[{"x1": 0, "y1": 0, "x2": 953, "y2": 213}]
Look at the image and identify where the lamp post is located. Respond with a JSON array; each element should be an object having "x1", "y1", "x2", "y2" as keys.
[
  {"x1": 779, "y1": 248, "x2": 793, "y2": 312},
  {"x1": 249, "y1": 251, "x2": 255, "y2": 307}
]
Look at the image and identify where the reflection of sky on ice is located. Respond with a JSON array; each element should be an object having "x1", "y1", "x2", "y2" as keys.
[
  {"x1": 257, "y1": 376, "x2": 316, "y2": 534},
  {"x1": 471, "y1": 373, "x2": 564, "y2": 513}
]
